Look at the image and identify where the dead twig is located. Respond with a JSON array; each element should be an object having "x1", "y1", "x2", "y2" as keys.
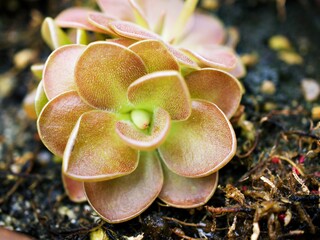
[
  {"x1": 171, "y1": 227, "x2": 201, "y2": 240},
  {"x1": 162, "y1": 217, "x2": 206, "y2": 228},
  {"x1": 271, "y1": 155, "x2": 305, "y2": 176},
  {"x1": 237, "y1": 131, "x2": 260, "y2": 158},
  {"x1": 283, "y1": 130, "x2": 320, "y2": 140},
  {"x1": 205, "y1": 206, "x2": 252, "y2": 214}
]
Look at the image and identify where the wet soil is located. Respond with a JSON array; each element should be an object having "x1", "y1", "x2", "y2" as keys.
[{"x1": 0, "y1": 0, "x2": 319, "y2": 239}]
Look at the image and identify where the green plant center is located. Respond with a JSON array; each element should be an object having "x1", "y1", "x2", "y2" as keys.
[{"x1": 130, "y1": 109, "x2": 151, "y2": 130}]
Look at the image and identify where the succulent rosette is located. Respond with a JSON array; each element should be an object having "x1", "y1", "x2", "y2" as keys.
[
  {"x1": 36, "y1": 39, "x2": 242, "y2": 223},
  {"x1": 54, "y1": 0, "x2": 245, "y2": 77}
]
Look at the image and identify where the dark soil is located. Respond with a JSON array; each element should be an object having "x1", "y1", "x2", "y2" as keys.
[{"x1": 0, "y1": 0, "x2": 319, "y2": 239}]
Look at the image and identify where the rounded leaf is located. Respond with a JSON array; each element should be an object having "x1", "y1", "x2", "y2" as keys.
[
  {"x1": 128, "y1": 71, "x2": 191, "y2": 120},
  {"x1": 63, "y1": 110, "x2": 139, "y2": 181},
  {"x1": 109, "y1": 20, "x2": 160, "y2": 40},
  {"x1": 106, "y1": 38, "x2": 137, "y2": 47},
  {"x1": 87, "y1": 12, "x2": 116, "y2": 35},
  {"x1": 97, "y1": 0, "x2": 135, "y2": 21},
  {"x1": 129, "y1": 40, "x2": 179, "y2": 73},
  {"x1": 181, "y1": 46, "x2": 237, "y2": 70},
  {"x1": 75, "y1": 41, "x2": 147, "y2": 111},
  {"x1": 55, "y1": 7, "x2": 106, "y2": 33},
  {"x1": 37, "y1": 91, "x2": 94, "y2": 157},
  {"x1": 166, "y1": 45, "x2": 198, "y2": 69},
  {"x1": 43, "y1": 44, "x2": 86, "y2": 100},
  {"x1": 158, "y1": 100, "x2": 236, "y2": 177},
  {"x1": 177, "y1": 11, "x2": 225, "y2": 48},
  {"x1": 228, "y1": 56, "x2": 246, "y2": 78},
  {"x1": 62, "y1": 173, "x2": 86, "y2": 202},
  {"x1": 159, "y1": 162, "x2": 218, "y2": 208},
  {"x1": 186, "y1": 69, "x2": 242, "y2": 119},
  {"x1": 108, "y1": 21, "x2": 197, "y2": 68},
  {"x1": 84, "y1": 151, "x2": 163, "y2": 223},
  {"x1": 116, "y1": 108, "x2": 171, "y2": 151}
]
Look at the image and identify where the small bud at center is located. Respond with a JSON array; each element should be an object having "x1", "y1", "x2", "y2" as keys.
[{"x1": 131, "y1": 109, "x2": 151, "y2": 130}]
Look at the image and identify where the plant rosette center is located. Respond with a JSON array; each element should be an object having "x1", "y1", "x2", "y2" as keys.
[
  {"x1": 130, "y1": 109, "x2": 151, "y2": 130},
  {"x1": 36, "y1": 39, "x2": 242, "y2": 223}
]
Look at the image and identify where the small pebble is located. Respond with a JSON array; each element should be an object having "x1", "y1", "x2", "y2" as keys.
[
  {"x1": 84, "y1": 204, "x2": 92, "y2": 212},
  {"x1": 301, "y1": 78, "x2": 320, "y2": 102},
  {"x1": 58, "y1": 206, "x2": 76, "y2": 219},
  {"x1": 0, "y1": 72, "x2": 15, "y2": 98},
  {"x1": 241, "y1": 52, "x2": 259, "y2": 67},
  {"x1": 10, "y1": 164, "x2": 22, "y2": 174},
  {"x1": 201, "y1": 0, "x2": 219, "y2": 10},
  {"x1": 269, "y1": 35, "x2": 292, "y2": 51},
  {"x1": 240, "y1": 120, "x2": 255, "y2": 141},
  {"x1": 13, "y1": 49, "x2": 37, "y2": 70},
  {"x1": 264, "y1": 102, "x2": 277, "y2": 111},
  {"x1": 90, "y1": 228, "x2": 108, "y2": 240},
  {"x1": 278, "y1": 51, "x2": 303, "y2": 65},
  {"x1": 23, "y1": 89, "x2": 38, "y2": 120},
  {"x1": 53, "y1": 155, "x2": 62, "y2": 163},
  {"x1": 311, "y1": 106, "x2": 320, "y2": 120},
  {"x1": 37, "y1": 151, "x2": 52, "y2": 165},
  {"x1": 0, "y1": 162, "x2": 7, "y2": 170},
  {"x1": 260, "y1": 80, "x2": 276, "y2": 95}
]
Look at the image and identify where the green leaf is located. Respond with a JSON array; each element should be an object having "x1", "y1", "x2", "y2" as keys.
[
  {"x1": 62, "y1": 172, "x2": 86, "y2": 202},
  {"x1": 165, "y1": 44, "x2": 198, "y2": 69},
  {"x1": 34, "y1": 80, "x2": 48, "y2": 116},
  {"x1": 159, "y1": 162, "x2": 218, "y2": 208},
  {"x1": 97, "y1": 0, "x2": 135, "y2": 21},
  {"x1": 41, "y1": 17, "x2": 72, "y2": 50},
  {"x1": 116, "y1": 108, "x2": 171, "y2": 151},
  {"x1": 159, "y1": 100, "x2": 236, "y2": 177},
  {"x1": 63, "y1": 110, "x2": 139, "y2": 181},
  {"x1": 127, "y1": 71, "x2": 191, "y2": 120},
  {"x1": 186, "y1": 68, "x2": 242, "y2": 119},
  {"x1": 129, "y1": 0, "x2": 150, "y2": 29},
  {"x1": 55, "y1": 7, "x2": 106, "y2": 33},
  {"x1": 76, "y1": 29, "x2": 88, "y2": 45},
  {"x1": 87, "y1": 12, "x2": 116, "y2": 35},
  {"x1": 175, "y1": 12, "x2": 225, "y2": 47},
  {"x1": 129, "y1": 40, "x2": 179, "y2": 73},
  {"x1": 109, "y1": 20, "x2": 160, "y2": 40},
  {"x1": 30, "y1": 64, "x2": 44, "y2": 80},
  {"x1": 37, "y1": 91, "x2": 94, "y2": 157},
  {"x1": 181, "y1": 46, "x2": 237, "y2": 70},
  {"x1": 75, "y1": 41, "x2": 147, "y2": 111},
  {"x1": 43, "y1": 44, "x2": 86, "y2": 99},
  {"x1": 84, "y1": 151, "x2": 163, "y2": 223}
]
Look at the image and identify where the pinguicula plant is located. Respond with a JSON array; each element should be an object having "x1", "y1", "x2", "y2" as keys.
[
  {"x1": 36, "y1": 38, "x2": 242, "y2": 223},
  {"x1": 54, "y1": 0, "x2": 245, "y2": 77}
]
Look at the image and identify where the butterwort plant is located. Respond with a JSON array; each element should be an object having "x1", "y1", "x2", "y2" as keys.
[{"x1": 36, "y1": 38, "x2": 242, "y2": 223}]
